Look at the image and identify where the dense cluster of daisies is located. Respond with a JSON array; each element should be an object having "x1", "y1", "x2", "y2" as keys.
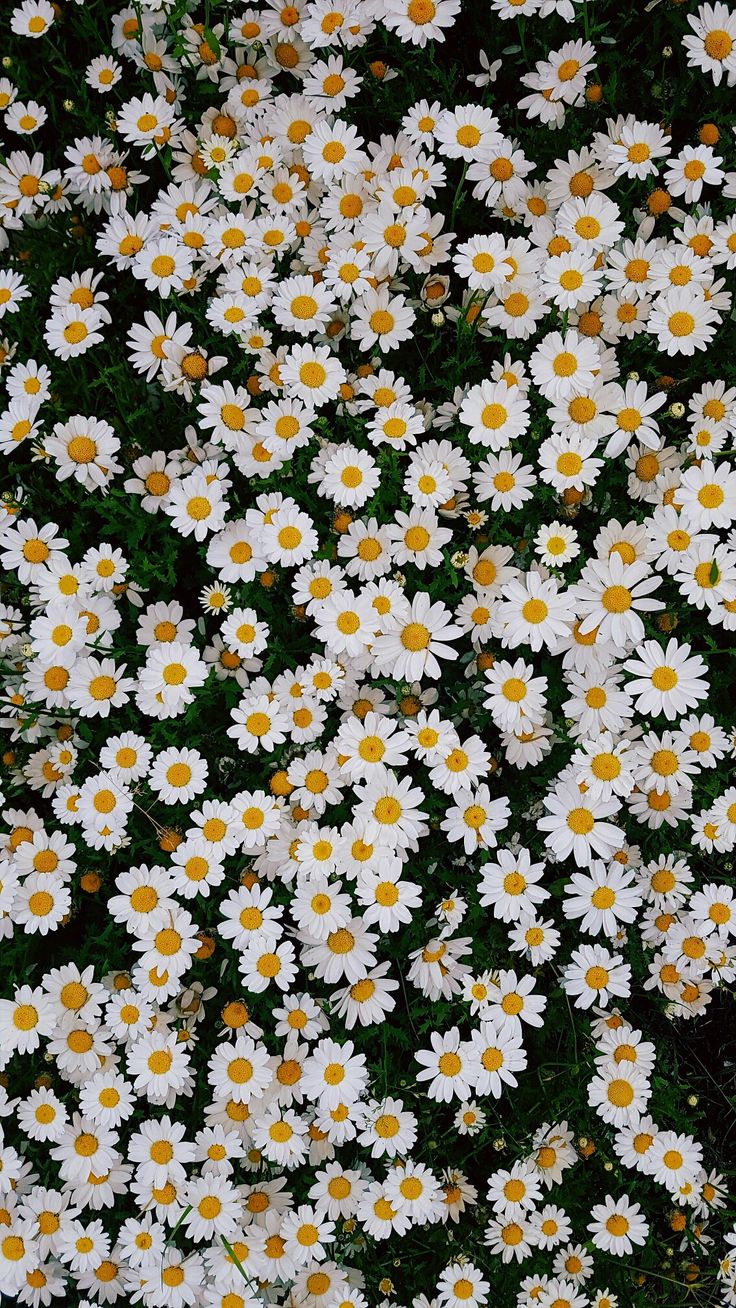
[{"x1": 1, "y1": 0, "x2": 736, "y2": 1305}]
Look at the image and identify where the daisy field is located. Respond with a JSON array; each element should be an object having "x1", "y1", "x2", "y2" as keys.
[{"x1": 0, "y1": 1, "x2": 736, "y2": 1307}]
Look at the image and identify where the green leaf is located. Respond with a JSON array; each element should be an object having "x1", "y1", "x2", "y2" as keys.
[
  {"x1": 220, "y1": 1235, "x2": 255, "y2": 1287},
  {"x1": 164, "y1": 1204, "x2": 192, "y2": 1249},
  {"x1": 203, "y1": 25, "x2": 221, "y2": 58}
]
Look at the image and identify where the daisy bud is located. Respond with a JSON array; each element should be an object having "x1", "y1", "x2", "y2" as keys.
[
  {"x1": 648, "y1": 188, "x2": 672, "y2": 215},
  {"x1": 662, "y1": 46, "x2": 673, "y2": 58},
  {"x1": 270, "y1": 770, "x2": 293, "y2": 797},
  {"x1": 431, "y1": 311, "x2": 445, "y2": 326},
  {"x1": 670, "y1": 402, "x2": 685, "y2": 417},
  {"x1": 63, "y1": 98, "x2": 75, "y2": 110},
  {"x1": 656, "y1": 611, "x2": 678, "y2": 632},
  {"x1": 195, "y1": 932, "x2": 215, "y2": 959},
  {"x1": 221, "y1": 1001, "x2": 249, "y2": 1030}
]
